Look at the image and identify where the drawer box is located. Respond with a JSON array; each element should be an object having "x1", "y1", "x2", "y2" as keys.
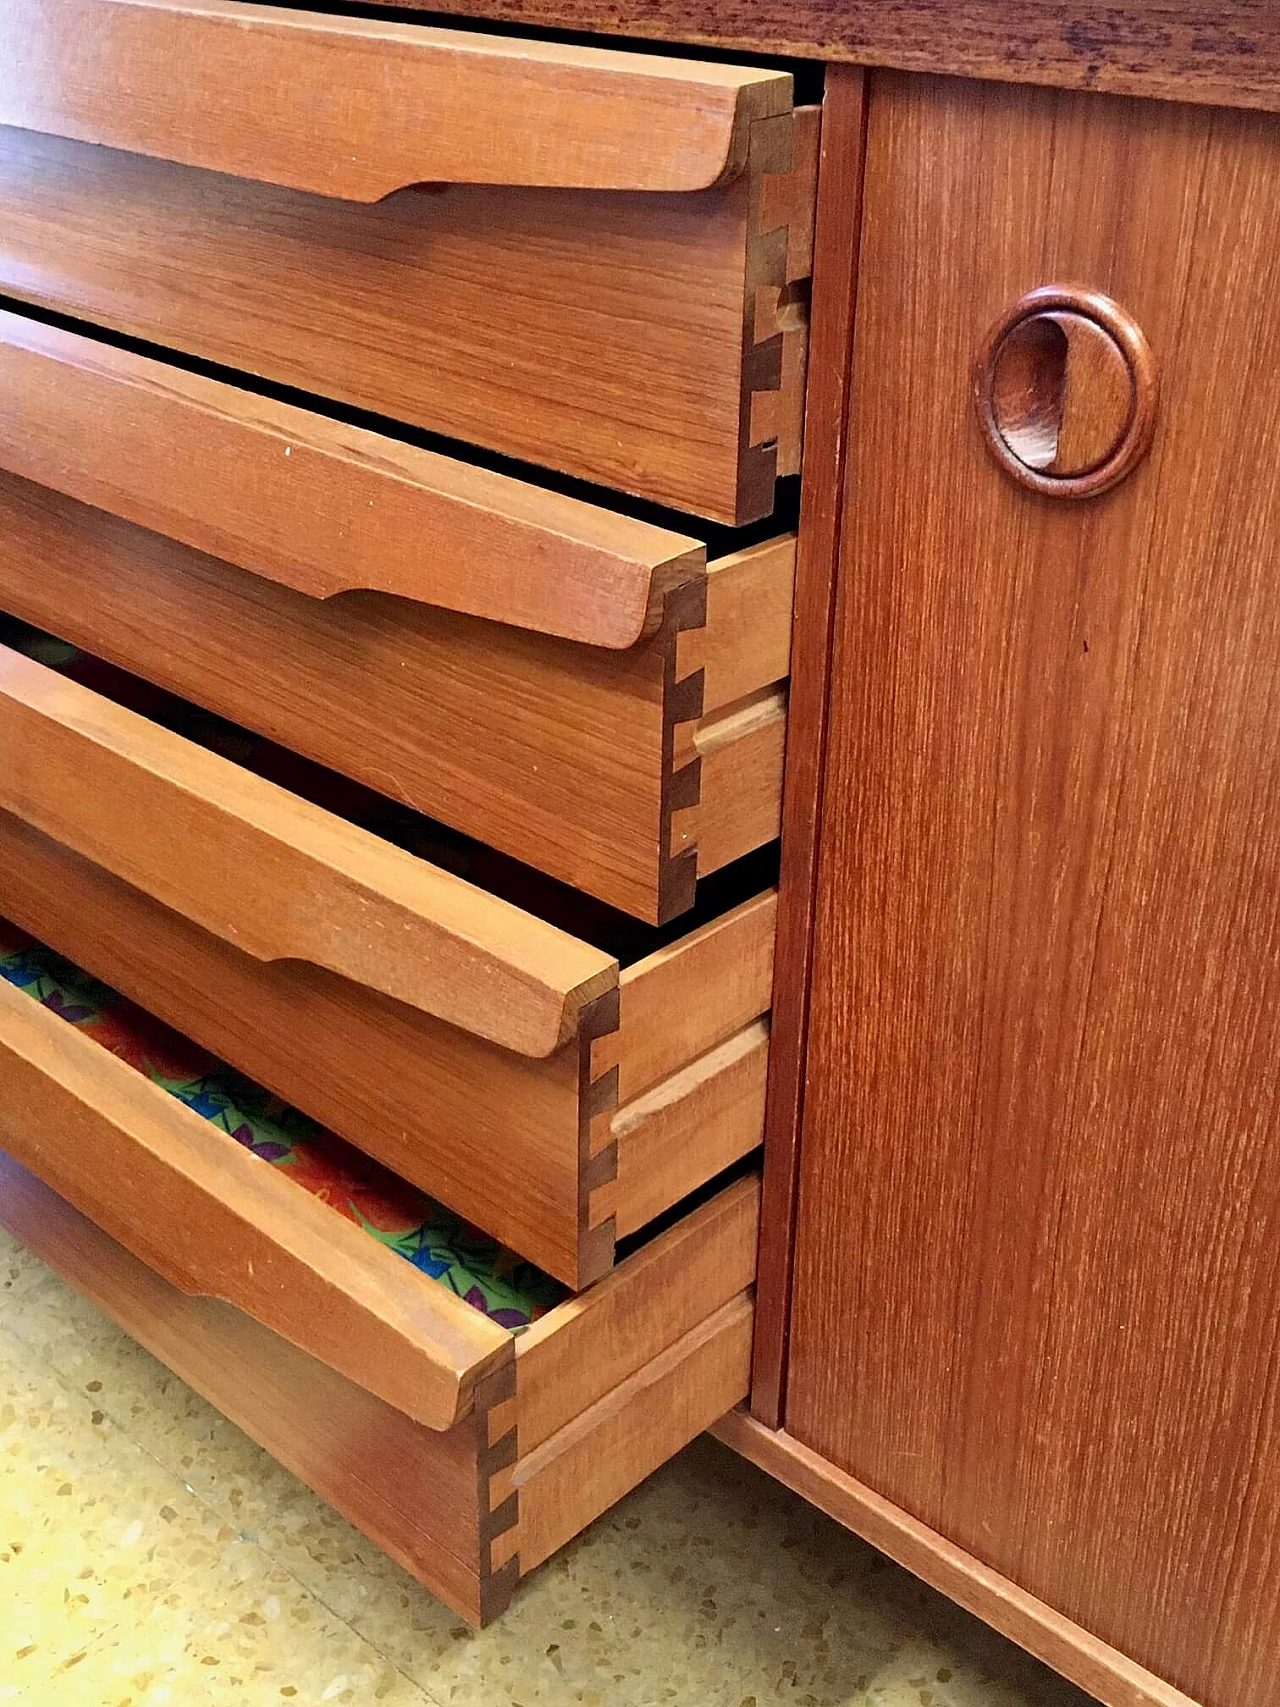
[
  {"x1": 0, "y1": 312, "x2": 792, "y2": 923},
  {"x1": 0, "y1": 0, "x2": 818, "y2": 523},
  {"x1": 0, "y1": 1138, "x2": 756, "y2": 1626},
  {"x1": 0, "y1": 642, "x2": 774, "y2": 1286}
]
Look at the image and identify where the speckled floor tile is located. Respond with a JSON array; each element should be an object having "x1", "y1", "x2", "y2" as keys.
[
  {"x1": 0, "y1": 1319, "x2": 239, "y2": 1698},
  {"x1": 0, "y1": 1227, "x2": 50, "y2": 1310},
  {"x1": 1, "y1": 1270, "x2": 411, "y2": 1599},
  {"x1": 11, "y1": 1543, "x2": 431, "y2": 1706},
  {"x1": 860, "y1": 1635, "x2": 1084, "y2": 1707},
  {"x1": 327, "y1": 1439, "x2": 1093, "y2": 1707},
  {"x1": 1, "y1": 1245, "x2": 1097, "y2": 1707}
]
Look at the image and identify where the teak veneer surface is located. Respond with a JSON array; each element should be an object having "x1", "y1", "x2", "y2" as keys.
[
  {"x1": 0, "y1": 0, "x2": 791, "y2": 197},
  {"x1": 343, "y1": 0, "x2": 1280, "y2": 118},
  {"x1": 0, "y1": 107, "x2": 816, "y2": 523},
  {"x1": 0, "y1": 1148, "x2": 505, "y2": 1623},
  {"x1": 790, "y1": 72, "x2": 1280, "y2": 1707},
  {"x1": 0, "y1": 472, "x2": 790, "y2": 923}
]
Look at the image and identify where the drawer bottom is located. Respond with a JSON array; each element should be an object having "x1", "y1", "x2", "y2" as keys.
[{"x1": 0, "y1": 1155, "x2": 754, "y2": 1625}]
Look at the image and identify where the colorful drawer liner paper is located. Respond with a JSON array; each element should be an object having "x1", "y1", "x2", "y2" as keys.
[{"x1": 0, "y1": 922, "x2": 565, "y2": 1330}]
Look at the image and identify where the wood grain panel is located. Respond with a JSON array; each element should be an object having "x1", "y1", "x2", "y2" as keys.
[
  {"x1": 672, "y1": 686, "x2": 787, "y2": 873},
  {"x1": 679, "y1": 534, "x2": 795, "y2": 709},
  {"x1": 0, "y1": 813, "x2": 770, "y2": 1285},
  {"x1": 606, "y1": 1018, "x2": 768, "y2": 1238},
  {"x1": 514, "y1": 1174, "x2": 758, "y2": 1457},
  {"x1": 595, "y1": 889, "x2": 777, "y2": 1103},
  {"x1": 0, "y1": 115, "x2": 813, "y2": 522},
  {"x1": 0, "y1": 1150, "x2": 508, "y2": 1625},
  {"x1": 0, "y1": 1152, "x2": 757, "y2": 1622},
  {"x1": 339, "y1": 0, "x2": 1280, "y2": 118},
  {"x1": 0, "y1": 0, "x2": 790, "y2": 197},
  {"x1": 0, "y1": 641, "x2": 617, "y2": 1055},
  {"x1": 0, "y1": 978, "x2": 512, "y2": 1430},
  {"x1": 789, "y1": 73, "x2": 1280, "y2": 1707},
  {"x1": 0, "y1": 474, "x2": 671, "y2": 922},
  {"x1": 0, "y1": 309, "x2": 703, "y2": 648},
  {"x1": 514, "y1": 1293, "x2": 753, "y2": 1572}
]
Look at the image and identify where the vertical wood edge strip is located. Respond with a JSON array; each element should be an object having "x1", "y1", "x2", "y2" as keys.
[
  {"x1": 656, "y1": 574, "x2": 708, "y2": 925},
  {"x1": 751, "y1": 66, "x2": 870, "y2": 1426},
  {"x1": 575, "y1": 985, "x2": 621, "y2": 1288},
  {"x1": 477, "y1": 1360, "x2": 522, "y2": 1621},
  {"x1": 735, "y1": 112, "x2": 794, "y2": 521}
]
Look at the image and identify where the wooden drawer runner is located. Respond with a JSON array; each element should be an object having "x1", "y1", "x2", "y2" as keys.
[
  {"x1": 0, "y1": 641, "x2": 775, "y2": 1287},
  {"x1": 0, "y1": 1, "x2": 818, "y2": 523},
  {"x1": 0, "y1": 312, "x2": 792, "y2": 924},
  {"x1": 0, "y1": 1144, "x2": 756, "y2": 1626}
]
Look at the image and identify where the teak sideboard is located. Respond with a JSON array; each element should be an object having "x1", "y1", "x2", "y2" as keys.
[{"x1": 0, "y1": 6, "x2": 1276, "y2": 1707}]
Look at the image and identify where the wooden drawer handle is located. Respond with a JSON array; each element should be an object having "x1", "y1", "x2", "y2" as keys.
[
  {"x1": 974, "y1": 286, "x2": 1158, "y2": 498},
  {"x1": 0, "y1": 0, "x2": 792, "y2": 198},
  {"x1": 0, "y1": 645, "x2": 618, "y2": 1057},
  {"x1": 0, "y1": 311, "x2": 702, "y2": 648}
]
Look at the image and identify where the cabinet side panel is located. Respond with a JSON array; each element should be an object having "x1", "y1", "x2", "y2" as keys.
[{"x1": 788, "y1": 73, "x2": 1280, "y2": 1707}]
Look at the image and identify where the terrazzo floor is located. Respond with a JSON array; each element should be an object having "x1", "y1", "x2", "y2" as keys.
[{"x1": 0, "y1": 1225, "x2": 1096, "y2": 1707}]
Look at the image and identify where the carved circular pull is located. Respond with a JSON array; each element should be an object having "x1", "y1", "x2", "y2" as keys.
[{"x1": 974, "y1": 287, "x2": 1158, "y2": 498}]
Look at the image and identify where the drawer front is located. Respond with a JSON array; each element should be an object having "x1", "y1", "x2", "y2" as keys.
[
  {"x1": 0, "y1": 1150, "x2": 757, "y2": 1625},
  {"x1": 0, "y1": 445, "x2": 791, "y2": 925},
  {"x1": 0, "y1": 309, "x2": 707, "y2": 650},
  {"x1": 0, "y1": 93, "x2": 817, "y2": 522},
  {"x1": 0, "y1": 638, "x2": 617, "y2": 1057},
  {"x1": 0, "y1": 645, "x2": 776, "y2": 1286},
  {"x1": 0, "y1": 0, "x2": 790, "y2": 198}
]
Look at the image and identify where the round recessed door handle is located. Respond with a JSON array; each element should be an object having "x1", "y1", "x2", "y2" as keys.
[{"x1": 974, "y1": 286, "x2": 1158, "y2": 498}]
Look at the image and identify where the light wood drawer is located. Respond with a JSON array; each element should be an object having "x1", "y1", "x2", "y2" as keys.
[
  {"x1": 0, "y1": 311, "x2": 791, "y2": 924},
  {"x1": 0, "y1": 1133, "x2": 756, "y2": 1626},
  {"x1": 0, "y1": 0, "x2": 818, "y2": 524},
  {"x1": 0, "y1": 642, "x2": 775, "y2": 1287}
]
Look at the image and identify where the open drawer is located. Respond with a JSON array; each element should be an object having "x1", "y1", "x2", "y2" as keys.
[
  {"x1": 0, "y1": 1103, "x2": 757, "y2": 1625},
  {"x1": 0, "y1": 641, "x2": 775, "y2": 1287},
  {"x1": 0, "y1": 0, "x2": 818, "y2": 524},
  {"x1": 0, "y1": 312, "x2": 791, "y2": 923}
]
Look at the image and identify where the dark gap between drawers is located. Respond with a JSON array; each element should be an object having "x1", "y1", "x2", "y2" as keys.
[
  {"x1": 0, "y1": 294, "x2": 803, "y2": 548},
  {"x1": 0, "y1": 614, "x2": 780, "y2": 970}
]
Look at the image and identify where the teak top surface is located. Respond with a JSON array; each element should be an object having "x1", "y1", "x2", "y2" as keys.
[{"x1": 357, "y1": 0, "x2": 1280, "y2": 116}]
